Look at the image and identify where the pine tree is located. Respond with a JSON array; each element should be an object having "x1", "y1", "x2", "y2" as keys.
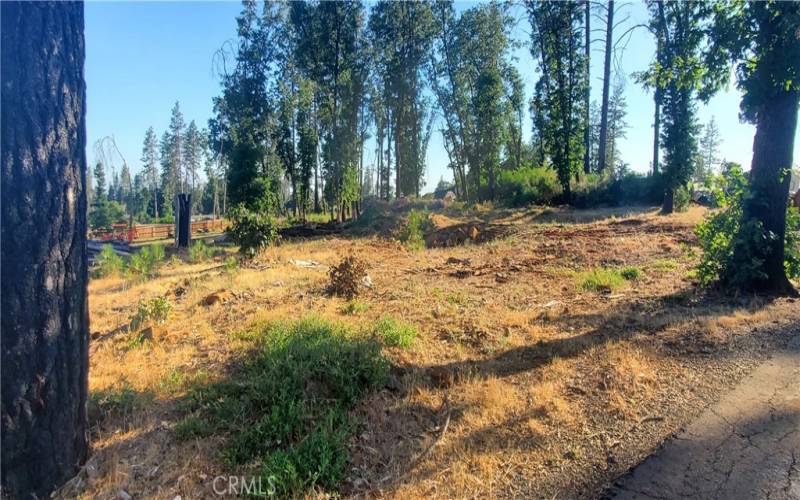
[
  {"x1": 93, "y1": 161, "x2": 106, "y2": 200},
  {"x1": 141, "y1": 126, "x2": 160, "y2": 218},
  {"x1": 183, "y1": 120, "x2": 203, "y2": 194},
  {"x1": 693, "y1": 117, "x2": 720, "y2": 184},
  {"x1": 168, "y1": 101, "x2": 185, "y2": 193}
]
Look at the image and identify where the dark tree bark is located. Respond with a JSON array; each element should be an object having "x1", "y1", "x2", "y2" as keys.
[
  {"x1": 583, "y1": 0, "x2": 592, "y2": 175},
  {"x1": 739, "y1": 90, "x2": 799, "y2": 293},
  {"x1": 661, "y1": 187, "x2": 674, "y2": 214},
  {"x1": 1, "y1": 2, "x2": 89, "y2": 498},
  {"x1": 597, "y1": 0, "x2": 614, "y2": 173}
]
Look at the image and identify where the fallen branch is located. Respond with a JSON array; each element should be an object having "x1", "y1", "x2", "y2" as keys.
[{"x1": 408, "y1": 395, "x2": 452, "y2": 470}]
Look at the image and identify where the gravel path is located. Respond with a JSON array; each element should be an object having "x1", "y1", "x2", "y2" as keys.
[{"x1": 608, "y1": 332, "x2": 800, "y2": 500}]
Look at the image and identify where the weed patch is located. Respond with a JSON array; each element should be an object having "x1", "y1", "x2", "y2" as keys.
[
  {"x1": 189, "y1": 239, "x2": 214, "y2": 262},
  {"x1": 340, "y1": 299, "x2": 369, "y2": 315},
  {"x1": 576, "y1": 268, "x2": 625, "y2": 292},
  {"x1": 93, "y1": 244, "x2": 125, "y2": 278},
  {"x1": 620, "y1": 266, "x2": 642, "y2": 281},
  {"x1": 176, "y1": 317, "x2": 387, "y2": 496},
  {"x1": 373, "y1": 316, "x2": 418, "y2": 348}
]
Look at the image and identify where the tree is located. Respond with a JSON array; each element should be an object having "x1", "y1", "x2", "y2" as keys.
[
  {"x1": 141, "y1": 126, "x2": 160, "y2": 218},
  {"x1": 711, "y1": 0, "x2": 800, "y2": 293},
  {"x1": 296, "y1": 77, "x2": 317, "y2": 220},
  {"x1": 1, "y1": 2, "x2": 89, "y2": 497},
  {"x1": 168, "y1": 101, "x2": 186, "y2": 193},
  {"x1": 527, "y1": 1, "x2": 587, "y2": 199},
  {"x1": 694, "y1": 117, "x2": 721, "y2": 184},
  {"x1": 369, "y1": 1, "x2": 436, "y2": 198},
  {"x1": 596, "y1": 0, "x2": 614, "y2": 173},
  {"x1": 93, "y1": 160, "x2": 107, "y2": 199},
  {"x1": 159, "y1": 130, "x2": 176, "y2": 212},
  {"x1": 183, "y1": 119, "x2": 204, "y2": 194},
  {"x1": 119, "y1": 162, "x2": 133, "y2": 209},
  {"x1": 605, "y1": 77, "x2": 628, "y2": 173},
  {"x1": 583, "y1": 0, "x2": 591, "y2": 174},
  {"x1": 638, "y1": 1, "x2": 724, "y2": 213},
  {"x1": 430, "y1": 1, "x2": 518, "y2": 202}
]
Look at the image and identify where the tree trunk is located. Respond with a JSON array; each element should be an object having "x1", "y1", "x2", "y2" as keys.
[
  {"x1": 739, "y1": 90, "x2": 799, "y2": 293},
  {"x1": 1, "y1": 2, "x2": 89, "y2": 498},
  {"x1": 652, "y1": 85, "x2": 661, "y2": 175},
  {"x1": 583, "y1": 0, "x2": 591, "y2": 174},
  {"x1": 597, "y1": 0, "x2": 614, "y2": 173},
  {"x1": 661, "y1": 187, "x2": 674, "y2": 214}
]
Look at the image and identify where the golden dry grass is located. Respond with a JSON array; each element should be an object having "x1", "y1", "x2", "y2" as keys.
[{"x1": 63, "y1": 204, "x2": 799, "y2": 499}]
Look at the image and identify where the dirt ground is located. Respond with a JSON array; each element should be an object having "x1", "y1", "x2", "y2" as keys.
[{"x1": 61, "y1": 203, "x2": 800, "y2": 499}]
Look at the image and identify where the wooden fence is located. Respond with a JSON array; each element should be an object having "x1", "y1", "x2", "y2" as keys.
[{"x1": 91, "y1": 219, "x2": 229, "y2": 243}]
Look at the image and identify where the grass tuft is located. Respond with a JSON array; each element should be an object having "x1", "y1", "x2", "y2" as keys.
[
  {"x1": 373, "y1": 316, "x2": 418, "y2": 348},
  {"x1": 339, "y1": 299, "x2": 369, "y2": 315},
  {"x1": 576, "y1": 268, "x2": 625, "y2": 292},
  {"x1": 620, "y1": 266, "x2": 642, "y2": 281},
  {"x1": 176, "y1": 316, "x2": 387, "y2": 497}
]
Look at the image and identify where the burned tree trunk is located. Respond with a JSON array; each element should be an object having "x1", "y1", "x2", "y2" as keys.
[
  {"x1": 583, "y1": 0, "x2": 591, "y2": 175},
  {"x1": 1, "y1": 2, "x2": 89, "y2": 498}
]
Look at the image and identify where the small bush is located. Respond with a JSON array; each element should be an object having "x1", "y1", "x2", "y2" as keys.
[
  {"x1": 695, "y1": 166, "x2": 800, "y2": 287},
  {"x1": 339, "y1": 299, "x2": 369, "y2": 315},
  {"x1": 93, "y1": 244, "x2": 125, "y2": 278},
  {"x1": 189, "y1": 239, "x2": 214, "y2": 263},
  {"x1": 373, "y1": 316, "x2": 418, "y2": 348},
  {"x1": 176, "y1": 316, "x2": 387, "y2": 496},
  {"x1": 328, "y1": 256, "x2": 368, "y2": 299},
  {"x1": 129, "y1": 244, "x2": 165, "y2": 279},
  {"x1": 673, "y1": 185, "x2": 691, "y2": 212},
  {"x1": 223, "y1": 255, "x2": 238, "y2": 273},
  {"x1": 496, "y1": 167, "x2": 561, "y2": 207},
  {"x1": 227, "y1": 204, "x2": 280, "y2": 257},
  {"x1": 129, "y1": 296, "x2": 172, "y2": 332},
  {"x1": 620, "y1": 266, "x2": 641, "y2": 280},
  {"x1": 651, "y1": 259, "x2": 678, "y2": 272},
  {"x1": 89, "y1": 383, "x2": 153, "y2": 424},
  {"x1": 576, "y1": 268, "x2": 624, "y2": 292},
  {"x1": 399, "y1": 209, "x2": 431, "y2": 251}
]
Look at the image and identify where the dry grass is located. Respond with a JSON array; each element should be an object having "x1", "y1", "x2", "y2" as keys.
[{"x1": 63, "y1": 204, "x2": 800, "y2": 500}]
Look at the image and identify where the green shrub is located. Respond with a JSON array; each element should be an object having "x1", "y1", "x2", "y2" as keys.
[
  {"x1": 373, "y1": 316, "x2": 418, "y2": 348},
  {"x1": 89, "y1": 383, "x2": 153, "y2": 423},
  {"x1": 576, "y1": 268, "x2": 625, "y2": 292},
  {"x1": 399, "y1": 209, "x2": 431, "y2": 251},
  {"x1": 189, "y1": 239, "x2": 213, "y2": 263},
  {"x1": 129, "y1": 244, "x2": 165, "y2": 279},
  {"x1": 89, "y1": 198, "x2": 126, "y2": 231},
  {"x1": 176, "y1": 316, "x2": 387, "y2": 496},
  {"x1": 223, "y1": 255, "x2": 238, "y2": 273},
  {"x1": 673, "y1": 185, "x2": 691, "y2": 212},
  {"x1": 496, "y1": 167, "x2": 561, "y2": 207},
  {"x1": 129, "y1": 296, "x2": 172, "y2": 332},
  {"x1": 695, "y1": 166, "x2": 800, "y2": 287},
  {"x1": 620, "y1": 266, "x2": 641, "y2": 280},
  {"x1": 93, "y1": 244, "x2": 125, "y2": 278},
  {"x1": 227, "y1": 204, "x2": 280, "y2": 256},
  {"x1": 339, "y1": 299, "x2": 369, "y2": 315}
]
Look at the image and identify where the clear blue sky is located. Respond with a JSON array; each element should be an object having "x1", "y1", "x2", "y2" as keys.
[{"x1": 86, "y1": 1, "x2": 800, "y2": 191}]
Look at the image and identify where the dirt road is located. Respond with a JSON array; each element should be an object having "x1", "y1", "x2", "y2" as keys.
[{"x1": 608, "y1": 331, "x2": 800, "y2": 499}]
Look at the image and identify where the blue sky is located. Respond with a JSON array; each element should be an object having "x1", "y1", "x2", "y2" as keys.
[{"x1": 86, "y1": 1, "x2": 800, "y2": 191}]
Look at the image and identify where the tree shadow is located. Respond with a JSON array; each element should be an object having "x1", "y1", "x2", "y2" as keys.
[{"x1": 357, "y1": 286, "x2": 789, "y2": 495}]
